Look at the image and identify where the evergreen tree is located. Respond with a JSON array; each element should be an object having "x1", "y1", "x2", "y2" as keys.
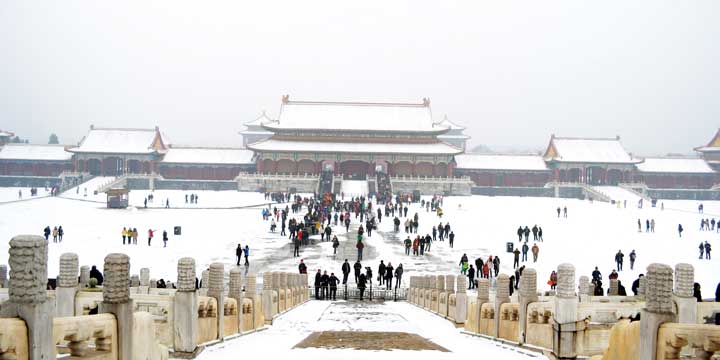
[{"x1": 48, "y1": 133, "x2": 59, "y2": 144}]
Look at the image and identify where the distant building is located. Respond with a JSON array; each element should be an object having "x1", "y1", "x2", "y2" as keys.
[
  {"x1": 0, "y1": 143, "x2": 73, "y2": 176},
  {"x1": 436, "y1": 115, "x2": 470, "y2": 151},
  {"x1": 247, "y1": 96, "x2": 463, "y2": 178},
  {"x1": 158, "y1": 146, "x2": 254, "y2": 180},
  {"x1": 694, "y1": 128, "x2": 720, "y2": 171},
  {"x1": 542, "y1": 135, "x2": 642, "y2": 185},
  {"x1": 66, "y1": 126, "x2": 169, "y2": 176},
  {"x1": 0, "y1": 130, "x2": 14, "y2": 146},
  {"x1": 239, "y1": 111, "x2": 275, "y2": 148},
  {"x1": 454, "y1": 154, "x2": 551, "y2": 187}
]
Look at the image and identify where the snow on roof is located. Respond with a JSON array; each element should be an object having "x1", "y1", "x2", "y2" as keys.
[
  {"x1": 161, "y1": 147, "x2": 254, "y2": 165},
  {"x1": 248, "y1": 138, "x2": 462, "y2": 155},
  {"x1": 243, "y1": 111, "x2": 277, "y2": 127},
  {"x1": 0, "y1": 130, "x2": 14, "y2": 137},
  {"x1": 69, "y1": 127, "x2": 166, "y2": 154},
  {"x1": 544, "y1": 136, "x2": 639, "y2": 164},
  {"x1": 636, "y1": 157, "x2": 714, "y2": 174},
  {"x1": 435, "y1": 115, "x2": 465, "y2": 130},
  {"x1": 0, "y1": 143, "x2": 72, "y2": 161},
  {"x1": 455, "y1": 154, "x2": 549, "y2": 171},
  {"x1": 266, "y1": 97, "x2": 448, "y2": 133},
  {"x1": 694, "y1": 128, "x2": 720, "y2": 152}
]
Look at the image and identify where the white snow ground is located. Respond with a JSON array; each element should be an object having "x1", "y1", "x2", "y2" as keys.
[
  {"x1": 341, "y1": 180, "x2": 369, "y2": 197},
  {"x1": 593, "y1": 186, "x2": 643, "y2": 204},
  {"x1": 198, "y1": 300, "x2": 541, "y2": 360},
  {"x1": 0, "y1": 190, "x2": 718, "y2": 298}
]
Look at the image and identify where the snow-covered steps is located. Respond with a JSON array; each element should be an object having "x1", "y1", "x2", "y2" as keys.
[
  {"x1": 592, "y1": 186, "x2": 643, "y2": 204},
  {"x1": 341, "y1": 180, "x2": 369, "y2": 197}
]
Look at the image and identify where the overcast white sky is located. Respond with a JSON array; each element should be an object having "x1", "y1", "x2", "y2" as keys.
[{"x1": 1, "y1": 1, "x2": 718, "y2": 155}]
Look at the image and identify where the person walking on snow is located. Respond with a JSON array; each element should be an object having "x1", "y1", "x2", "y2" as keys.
[
  {"x1": 678, "y1": 224, "x2": 683, "y2": 237},
  {"x1": 384, "y1": 262, "x2": 394, "y2": 290},
  {"x1": 700, "y1": 242, "x2": 705, "y2": 259},
  {"x1": 243, "y1": 245, "x2": 250, "y2": 266},
  {"x1": 448, "y1": 231, "x2": 455, "y2": 248},
  {"x1": 705, "y1": 241, "x2": 712, "y2": 260},
  {"x1": 394, "y1": 264, "x2": 404, "y2": 290},
  {"x1": 521, "y1": 242, "x2": 529, "y2": 262},
  {"x1": 459, "y1": 254, "x2": 469, "y2": 274},
  {"x1": 341, "y1": 259, "x2": 350, "y2": 284},
  {"x1": 629, "y1": 250, "x2": 636, "y2": 270},
  {"x1": 467, "y1": 265, "x2": 476, "y2": 289},
  {"x1": 378, "y1": 261, "x2": 386, "y2": 286},
  {"x1": 615, "y1": 250, "x2": 624, "y2": 271},
  {"x1": 538, "y1": 227, "x2": 543, "y2": 242},
  {"x1": 162, "y1": 230, "x2": 168, "y2": 247},
  {"x1": 298, "y1": 259, "x2": 307, "y2": 274},
  {"x1": 513, "y1": 248, "x2": 521, "y2": 268},
  {"x1": 404, "y1": 237, "x2": 412, "y2": 255},
  {"x1": 531, "y1": 243, "x2": 539, "y2": 262},
  {"x1": 147, "y1": 229, "x2": 155, "y2": 246},
  {"x1": 354, "y1": 260, "x2": 362, "y2": 283}
]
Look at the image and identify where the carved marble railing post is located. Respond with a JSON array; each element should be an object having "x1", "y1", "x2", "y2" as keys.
[
  {"x1": 246, "y1": 273, "x2": 263, "y2": 329},
  {"x1": 149, "y1": 278, "x2": 156, "y2": 289},
  {"x1": 139, "y1": 268, "x2": 150, "y2": 294},
  {"x1": 578, "y1": 275, "x2": 590, "y2": 303},
  {"x1": 673, "y1": 263, "x2": 696, "y2": 324},
  {"x1": 56, "y1": 252, "x2": 79, "y2": 316},
  {"x1": 638, "y1": 276, "x2": 646, "y2": 300},
  {"x1": 518, "y1": 268, "x2": 538, "y2": 344},
  {"x1": 79, "y1": 265, "x2": 90, "y2": 288},
  {"x1": 262, "y1": 272, "x2": 276, "y2": 323},
  {"x1": 207, "y1": 262, "x2": 225, "y2": 339},
  {"x1": 494, "y1": 274, "x2": 510, "y2": 337},
  {"x1": 6, "y1": 235, "x2": 53, "y2": 360},
  {"x1": 229, "y1": 267, "x2": 244, "y2": 333},
  {"x1": 476, "y1": 278, "x2": 490, "y2": 334},
  {"x1": 130, "y1": 275, "x2": 140, "y2": 290},
  {"x1": 272, "y1": 272, "x2": 282, "y2": 313},
  {"x1": 552, "y1": 264, "x2": 579, "y2": 359},
  {"x1": 640, "y1": 263, "x2": 676, "y2": 360},
  {"x1": 279, "y1": 272, "x2": 288, "y2": 312},
  {"x1": 455, "y1": 275, "x2": 467, "y2": 324},
  {"x1": 0, "y1": 264, "x2": 7, "y2": 288},
  {"x1": 99, "y1": 253, "x2": 133, "y2": 360},
  {"x1": 173, "y1": 257, "x2": 198, "y2": 353},
  {"x1": 437, "y1": 275, "x2": 448, "y2": 316},
  {"x1": 609, "y1": 279, "x2": 619, "y2": 296}
]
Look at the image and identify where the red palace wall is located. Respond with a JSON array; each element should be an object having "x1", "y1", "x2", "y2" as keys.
[
  {"x1": 635, "y1": 174, "x2": 717, "y2": 189},
  {"x1": 0, "y1": 162, "x2": 73, "y2": 177},
  {"x1": 460, "y1": 170, "x2": 552, "y2": 187},
  {"x1": 158, "y1": 165, "x2": 248, "y2": 181}
]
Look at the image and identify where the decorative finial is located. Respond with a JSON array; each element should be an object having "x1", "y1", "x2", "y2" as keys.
[{"x1": 282, "y1": 95, "x2": 290, "y2": 104}]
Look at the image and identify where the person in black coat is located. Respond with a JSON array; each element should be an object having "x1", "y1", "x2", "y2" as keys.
[
  {"x1": 715, "y1": 282, "x2": 720, "y2": 325},
  {"x1": 467, "y1": 265, "x2": 476, "y2": 289},
  {"x1": 328, "y1": 273, "x2": 340, "y2": 300},
  {"x1": 354, "y1": 260, "x2": 362, "y2": 283},
  {"x1": 341, "y1": 259, "x2": 351, "y2": 284},
  {"x1": 89, "y1": 265, "x2": 104, "y2": 285},
  {"x1": 384, "y1": 263, "x2": 394, "y2": 290},
  {"x1": 358, "y1": 273, "x2": 367, "y2": 300},
  {"x1": 618, "y1": 281, "x2": 627, "y2": 296},
  {"x1": 314, "y1": 270, "x2": 322, "y2": 300},
  {"x1": 509, "y1": 275, "x2": 515, "y2": 296},
  {"x1": 378, "y1": 261, "x2": 386, "y2": 285},
  {"x1": 320, "y1": 271, "x2": 330, "y2": 300},
  {"x1": 631, "y1": 274, "x2": 644, "y2": 295},
  {"x1": 693, "y1": 283, "x2": 703, "y2": 302}
]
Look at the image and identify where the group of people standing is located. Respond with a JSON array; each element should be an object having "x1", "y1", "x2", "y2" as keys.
[{"x1": 43, "y1": 225, "x2": 64, "y2": 243}]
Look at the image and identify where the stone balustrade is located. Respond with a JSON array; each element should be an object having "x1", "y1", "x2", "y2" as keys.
[
  {"x1": 406, "y1": 262, "x2": 713, "y2": 360},
  {"x1": 53, "y1": 313, "x2": 117, "y2": 359}
]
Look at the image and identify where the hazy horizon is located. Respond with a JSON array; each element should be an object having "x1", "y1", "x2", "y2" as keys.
[{"x1": 1, "y1": 1, "x2": 718, "y2": 156}]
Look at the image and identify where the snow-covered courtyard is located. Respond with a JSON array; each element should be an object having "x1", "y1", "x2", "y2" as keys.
[
  {"x1": 198, "y1": 300, "x2": 541, "y2": 360},
  {"x1": 0, "y1": 187, "x2": 718, "y2": 298}
]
